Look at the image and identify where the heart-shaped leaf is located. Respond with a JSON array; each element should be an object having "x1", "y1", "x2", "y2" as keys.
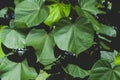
[
  {"x1": 15, "y1": 0, "x2": 49, "y2": 27},
  {"x1": 0, "y1": 58, "x2": 37, "y2": 80},
  {"x1": 54, "y1": 17, "x2": 94, "y2": 56},
  {"x1": 89, "y1": 60, "x2": 120, "y2": 80},
  {"x1": 1, "y1": 27, "x2": 26, "y2": 49},
  {"x1": 63, "y1": 64, "x2": 89, "y2": 78},
  {"x1": 26, "y1": 29, "x2": 56, "y2": 65}
]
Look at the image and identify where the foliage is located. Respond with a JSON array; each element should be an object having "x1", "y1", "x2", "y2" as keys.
[{"x1": 0, "y1": 0, "x2": 119, "y2": 80}]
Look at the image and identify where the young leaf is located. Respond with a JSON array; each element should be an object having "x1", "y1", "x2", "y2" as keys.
[
  {"x1": 15, "y1": 0, "x2": 49, "y2": 27},
  {"x1": 63, "y1": 64, "x2": 89, "y2": 78},
  {"x1": 26, "y1": 29, "x2": 56, "y2": 65},
  {"x1": 89, "y1": 60, "x2": 120, "y2": 80},
  {"x1": 1, "y1": 27, "x2": 26, "y2": 49},
  {"x1": 54, "y1": 17, "x2": 94, "y2": 56},
  {"x1": 0, "y1": 58, "x2": 37, "y2": 80},
  {"x1": 0, "y1": 7, "x2": 8, "y2": 18},
  {"x1": 36, "y1": 70, "x2": 50, "y2": 80},
  {"x1": 44, "y1": 3, "x2": 71, "y2": 27}
]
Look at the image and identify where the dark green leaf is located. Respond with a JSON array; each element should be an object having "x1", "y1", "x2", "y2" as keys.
[
  {"x1": 89, "y1": 60, "x2": 120, "y2": 80},
  {"x1": 0, "y1": 58, "x2": 37, "y2": 80},
  {"x1": 54, "y1": 17, "x2": 94, "y2": 56},
  {"x1": 1, "y1": 27, "x2": 26, "y2": 49},
  {"x1": 64, "y1": 64, "x2": 89, "y2": 78},
  {"x1": 26, "y1": 29, "x2": 56, "y2": 65},
  {"x1": 15, "y1": 0, "x2": 49, "y2": 27}
]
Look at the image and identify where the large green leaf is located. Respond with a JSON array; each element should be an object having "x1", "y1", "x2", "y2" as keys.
[
  {"x1": 44, "y1": 2, "x2": 71, "y2": 27},
  {"x1": 64, "y1": 64, "x2": 89, "y2": 78},
  {"x1": 15, "y1": 0, "x2": 49, "y2": 27},
  {"x1": 36, "y1": 70, "x2": 50, "y2": 80},
  {"x1": 0, "y1": 58, "x2": 37, "y2": 80},
  {"x1": 78, "y1": 0, "x2": 104, "y2": 15},
  {"x1": 89, "y1": 60, "x2": 120, "y2": 80},
  {"x1": 26, "y1": 29, "x2": 56, "y2": 65},
  {"x1": 54, "y1": 17, "x2": 94, "y2": 56},
  {"x1": 1, "y1": 27, "x2": 26, "y2": 49}
]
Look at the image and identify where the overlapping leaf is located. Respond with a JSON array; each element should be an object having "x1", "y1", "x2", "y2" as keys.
[
  {"x1": 0, "y1": 58, "x2": 37, "y2": 80},
  {"x1": 78, "y1": 0, "x2": 105, "y2": 15},
  {"x1": 15, "y1": 0, "x2": 49, "y2": 27},
  {"x1": 89, "y1": 60, "x2": 120, "y2": 80},
  {"x1": 54, "y1": 17, "x2": 94, "y2": 56},
  {"x1": 64, "y1": 64, "x2": 89, "y2": 78},
  {"x1": 44, "y1": 2, "x2": 71, "y2": 27},
  {"x1": 26, "y1": 29, "x2": 56, "y2": 65},
  {"x1": 1, "y1": 27, "x2": 26, "y2": 49}
]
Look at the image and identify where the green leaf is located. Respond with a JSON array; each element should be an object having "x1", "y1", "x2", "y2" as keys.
[
  {"x1": 15, "y1": 0, "x2": 49, "y2": 27},
  {"x1": 0, "y1": 26, "x2": 6, "y2": 58},
  {"x1": 89, "y1": 60, "x2": 120, "y2": 80},
  {"x1": 78, "y1": 0, "x2": 105, "y2": 15},
  {"x1": 54, "y1": 17, "x2": 94, "y2": 56},
  {"x1": 63, "y1": 64, "x2": 89, "y2": 78},
  {"x1": 0, "y1": 7, "x2": 8, "y2": 18},
  {"x1": 100, "y1": 51, "x2": 117, "y2": 63},
  {"x1": 44, "y1": 2, "x2": 71, "y2": 27},
  {"x1": 26, "y1": 29, "x2": 56, "y2": 65},
  {"x1": 36, "y1": 70, "x2": 50, "y2": 80},
  {"x1": 1, "y1": 27, "x2": 26, "y2": 49},
  {"x1": 97, "y1": 24, "x2": 116, "y2": 37},
  {"x1": 14, "y1": 0, "x2": 24, "y2": 5},
  {"x1": 0, "y1": 58, "x2": 37, "y2": 80}
]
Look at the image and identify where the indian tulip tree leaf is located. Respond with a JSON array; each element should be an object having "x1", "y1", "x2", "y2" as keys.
[
  {"x1": 0, "y1": 58, "x2": 37, "y2": 80},
  {"x1": 54, "y1": 17, "x2": 94, "y2": 56},
  {"x1": 14, "y1": 0, "x2": 24, "y2": 5},
  {"x1": 15, "y1": 0, "x2": 49, "y2": 27},
  {"x1": 89, "y1": 60, "x2": 120, "y2": 80},
  {"x1": 44, "y1": 2, "x2": 71, "y2": 27},
  {"x1": 26, "y1": 29, "x2": 56, "y2": 65},
  {"x1": 115, "y1": 53, "x2": 120, "y2": 65},
  {"x1": 1, "y1": 27, "x2": 26, "y2": 49},
  {"x1": 36, "y1": 70, "x2": 50, "y2": 80},
  {"x1": 63, "y1": 64, "x2": 89, "y2": 78},
  {"x1": 100, "y1": 51, "x2": 118, "y2": 63},
  {"x1": 78, "y1": 0, "x2": 105, "y2": 15}
]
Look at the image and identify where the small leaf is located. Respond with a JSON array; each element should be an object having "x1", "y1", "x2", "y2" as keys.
[
  {"x1": 0, "y1": 58, "x2": 37, "y2": 80},
  {"x1": 1, "y1": 27, "x2": 26, "y2": 49},
  {"x1": 26, "y1": 29, "x2": 56, "y2": 65},
  {"x1": 0, "y1": 7, "x2": 8, "y2": 18},
  {"x1": 36, "y1": 70, "x2": 50, "y2": 80},
  {"x1": 15, "y1": 0, "x2": 49, "y2": 27},
  {"x1": 63, "y1": 64, "x2": 89, "y2": 78},
  {"x1": 54, "y1": 17, "x2": 94, "y2": 56},
  {"x1": 89, "y1": 60, "x2": 120, "y2": 80},
  {"x1": 44, "y1": 2, "x2": 71, "y2": 27},
  {"x1": 100, "y1": 51, "x2": 117, "y2": 63},
  {"x1": 97, "y1": 24, "x2": 116, "y2": 37},
  {"x1": 78, "y1": 0, "x2": 105, "y2": 15}
]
